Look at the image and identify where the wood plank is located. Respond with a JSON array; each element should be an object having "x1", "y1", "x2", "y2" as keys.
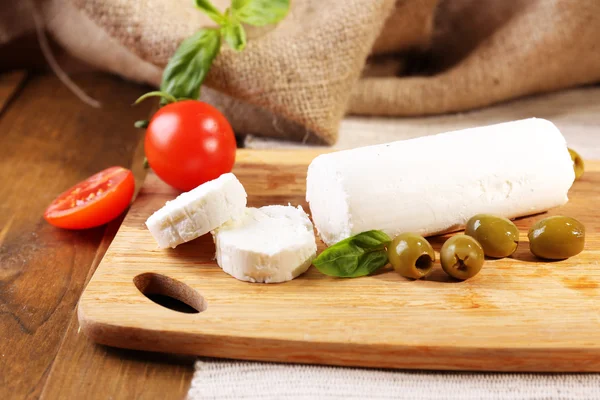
[
  {"x1": 0, "y1": 70, "x2": 27, "y2": 113},
  {"x1": 42, "y1": 340, "x2": 194, "y2": 400},
  {"x1": 39, "y1": 216, "x2": 194, "y2": 400},
  {"x1": 0, "y1": 72, "x2": 159, "y2": 399},
  {"x1": 78, "y1": 149, "x2": 600, "y2": 372}
]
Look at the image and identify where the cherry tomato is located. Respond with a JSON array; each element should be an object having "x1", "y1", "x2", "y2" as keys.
[
  {"x1": 44, "y1": 166, "x2": 135, "y2": 229},
  {"x1": 145, "y1": 100, "x2": 236, "y2": 191}
]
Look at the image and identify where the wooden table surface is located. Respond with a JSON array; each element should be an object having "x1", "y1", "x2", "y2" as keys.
[
  {"x1": 0, "y1": 71, "x2": 194, "y2": 399},
  {"x1": 2, "y1": 69, "x2": 599, "y2": 399}
]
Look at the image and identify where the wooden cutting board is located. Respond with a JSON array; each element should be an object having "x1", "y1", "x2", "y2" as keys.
[{"x1": 78, "y1": 150, "x2": 600, "y2": 372}]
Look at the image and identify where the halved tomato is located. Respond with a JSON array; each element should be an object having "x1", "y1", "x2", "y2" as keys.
[{"x1": 44, "y1": 166, "x2": 135, "y2": 229}]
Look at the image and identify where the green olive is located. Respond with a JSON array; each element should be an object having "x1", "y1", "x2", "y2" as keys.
[
  {"x1": 388, "y1": 233, "x2": 435, "y2": 279},
  {"x1": 465, "y1": 214, "x2": 519, "y2": 258},
  {"x1": 568, "y1": 148, "x2": 585, "y2": 180},
  {"x1": 440, "y1": 235, "x2": 485, "y2": 280},
  {"x1": 528, "y1": 215, "x2": 585, "y2": 260}
]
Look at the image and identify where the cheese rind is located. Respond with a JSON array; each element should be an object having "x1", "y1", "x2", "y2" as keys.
[
  {"x1": 214, "y1": 205, "x2": 317, "y2": 283},
  {"x1": 306, "y1": 118, "x2": 575, "y2": 246},
  {"x1": 146, "y1": 173, "x2": 247, "y2": 248}
]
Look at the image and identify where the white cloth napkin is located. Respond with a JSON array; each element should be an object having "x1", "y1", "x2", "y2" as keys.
[{"x1": 188, "y1": 360, "x2": 600, "y2": 400}]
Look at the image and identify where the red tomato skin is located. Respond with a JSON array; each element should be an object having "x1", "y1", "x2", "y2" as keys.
[
  {"x1": 44, "y1": 167, "x2": 135, "y2": 230},
  {"x1": 145, "y1": 100, "x2": 236, "y2": 192}
]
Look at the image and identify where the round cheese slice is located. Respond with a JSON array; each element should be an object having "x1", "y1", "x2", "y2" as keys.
[
  {"x1": 214, "y1": 205, "x2": 317, "y2": 283},
  {"x1": 146, "y1": 173, "x2": 247, "y2": 248}
]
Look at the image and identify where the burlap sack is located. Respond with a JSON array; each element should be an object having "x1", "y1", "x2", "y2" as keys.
[
  {"x1": 349, "y1": 0, "x2": 600, "y2": 117},
  {"x1": 69, "y1": 0, "x2": 399, "y2": 145},
  {"x1": 4, "y1": 0, "x2": 600, "y2": 144}
]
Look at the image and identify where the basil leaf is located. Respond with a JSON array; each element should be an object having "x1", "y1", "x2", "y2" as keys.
[
  {"x1": 355, "y1": 250, "x2": 389, "y2": 277},
  {"x1": 350, "y1": 230, "x2": 391, "y2": 249},
  {"x1": 313, "y1": 230, "x2": 391, "y2": 278},
  {"x1": 317, "y1": 242, "x2": 361, "y2": 277},
  {"x1": 231, "y1": 0, "x2": 290, "y2": 26},
  {"x1": 195, "y1": 0, "x2": 228, "y2": 25},
  {"x1": 160, "y1": 29, "x2": 221, "y2": 101},
  {"x1": 221, "y1": 20, "x2": 247, "y2": 51}
]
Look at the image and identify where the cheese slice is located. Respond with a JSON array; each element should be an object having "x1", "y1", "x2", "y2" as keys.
[
  {"x1": 146, "y1": 173, "x2": 247, "y2": 248},
  {"x1": 213, "y1": 205, "x2": 317, "y2": 283},
  {"x1": 306, "y1": 118, "x2": 575, "y2": 246}
]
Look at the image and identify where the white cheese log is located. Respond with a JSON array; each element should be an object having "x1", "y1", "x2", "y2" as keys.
[
  {"x1": 214, "y1": 205, "x2": 317, "y2": 283},
  {"x1": 146, "y1": 173, "x2": 247, "y2": 248},
  {"x1": 306, "y1": 118, "x2": 575, "y2": 246}
]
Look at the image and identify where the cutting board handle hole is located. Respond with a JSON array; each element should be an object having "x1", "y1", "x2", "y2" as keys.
[{"x1": 133, "y1": 273, "x2": 207, "y2": 314}]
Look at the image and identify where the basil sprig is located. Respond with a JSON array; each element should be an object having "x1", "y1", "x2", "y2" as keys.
[
  {"x1": 231, "y1": 0, "x2": 290, "y2": 26},
  {"x1": 221, "y1": 17, "x2": 247, "y2": 51},
  {"x1": 313, "y1": 230, "x2": 392, "y2": 278},
  {"x1": 161, "y1": 29, "x2": 222, "y2": 102},
  {"x1": 195, "y1": 0, "x2": 247, "y2": 51},
  {"x1": 136, "y1": 0, "x2": 289, "y2": 106},
  {"x1": 195, "y1": 0, "x2": 229, "y2": 25}
]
